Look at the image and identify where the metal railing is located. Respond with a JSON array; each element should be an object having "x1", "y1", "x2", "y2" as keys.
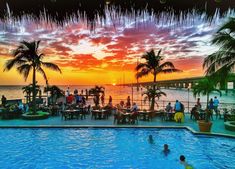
[{"x1": 101, "y1": 98, "x2": 235, "y2": 113}]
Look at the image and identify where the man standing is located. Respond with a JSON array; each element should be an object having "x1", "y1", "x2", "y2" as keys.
[
  {"x1": 174, "y1": 100, "x2": 181, "y2": 113},
  {"x1": 1, "y1": 95, "x2": 7, "y2": 107},
  {"x1": 213, "y1": 96, "x2": 220, "y2": 119}
]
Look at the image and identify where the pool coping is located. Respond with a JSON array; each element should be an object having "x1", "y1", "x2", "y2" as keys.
[{"x1": 0, "y1": 125, "x2": 234, "y2": 138}]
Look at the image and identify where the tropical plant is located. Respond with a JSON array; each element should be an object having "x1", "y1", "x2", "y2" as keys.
[
  {"x1": 203, "y1": 17, "x2": 235, "y2": 88},
  {"x1": 136, "y1": 49, "x2": 181, "y2": 110},
  {"x1": 89, "y1": 86, "x2": 105, "y2": 107},
  {"x1": 142, "y1": 86, "x2": 166, "y2": 110},
  {"x1": 4, "y1": 40, "x2": 61, "y2": 114},
  {"x1": 192, "y1": 77, "x2": 222, "y2": 107},
  {"x1": 44, "y1": 85, "x2": 64, "y2": 105},
  {"x1": 22, "y1": 83, "x2": 40, "y2": 103}
]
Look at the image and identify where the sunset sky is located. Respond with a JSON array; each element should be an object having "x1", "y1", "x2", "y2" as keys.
[{"x1": 0, "y1": 12, "x2": 233, "y2": 85}]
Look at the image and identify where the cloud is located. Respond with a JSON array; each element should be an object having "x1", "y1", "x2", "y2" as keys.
[{"x1": 0, "y1": 13, "x2": 230, "y2": 82}]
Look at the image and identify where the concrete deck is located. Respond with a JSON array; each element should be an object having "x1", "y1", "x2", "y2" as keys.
[{"x1": 0, "y1": 114, "x2": 234, "y2": 136}]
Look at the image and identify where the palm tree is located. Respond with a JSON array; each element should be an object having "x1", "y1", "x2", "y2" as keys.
[
  {"x1": 44, "y1": 85, "x2": 64, "y2": 106},
  {"x1": 89, "y1": 86, "x2": 105, "y2": 107},
  {"x1": 22, "y1": 83, "x2": 40, "y2": 103},
  {"x1": 142, "y1": 86, "x2": 166, "y2": 110},
  {"x1": 192, "y1": 77, "x2": 222, "y2": 107},
  {"x1": 136, "y1": 49, "x2": 181, "y2": 110},
  {"x1": 203, "y1": 17, "x2": 235, "y2": 88},
  {"x1": 4, "y1": 40, "x2": 61, "y2": 114}
]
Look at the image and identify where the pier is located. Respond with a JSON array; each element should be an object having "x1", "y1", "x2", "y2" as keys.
[{"x1": 122, "y1": 75, "x2": 235, "y2": 90}]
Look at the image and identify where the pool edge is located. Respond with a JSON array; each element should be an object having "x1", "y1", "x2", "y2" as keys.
[{"x1": 0, "y1": 125, "x2": 234, "y2": 138}]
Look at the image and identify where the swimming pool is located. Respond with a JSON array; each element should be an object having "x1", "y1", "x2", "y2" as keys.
[{"x1": 0, "y1": 128, "x2": 234, "y2": 169}]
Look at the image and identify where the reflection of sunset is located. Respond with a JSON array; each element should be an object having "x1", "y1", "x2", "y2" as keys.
[{"x1": 0, "y1": 14, "x2": 231, "y2": 85}]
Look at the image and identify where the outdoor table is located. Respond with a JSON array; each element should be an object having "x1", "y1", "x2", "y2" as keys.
[
  {"x1": 122, "y1": 113, "x2": 132, "y2": 124},
  {"x1": 138, "y1": 111, "x2": 151, "y2": 121},
  {"x1": 62, "y1": 109, "x2": 84, "y2": 120},
  {"x1": 122, "y1": 108, "x2": 131, "y2": 113},
  {"x1": 199, "y1": 111, "x2": 206, "y2": 120},
  {"x1": 92, "y1": 109, "x2": 108, "y2": 120}
]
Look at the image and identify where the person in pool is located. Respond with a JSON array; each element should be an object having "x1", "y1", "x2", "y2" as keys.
[
  {"x1": 148, "y1": 135, "x2": 154, "y2": 144},
  {"x1": 180, "y1": 155, "x2": 194, "y2": 169},
  {"x1": 162, "y1": 144, "x2": 170, "y2": 156}
]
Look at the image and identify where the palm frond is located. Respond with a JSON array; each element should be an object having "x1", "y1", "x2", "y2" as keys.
[
  {"x1": 37, "y1": 67, "x2": 48, "y2": 82},
  {"x1": 42, "y1": 62, "x2": 62, "y2": 73},
  {"x1": 4, "y1": 58, "x2": 26, "y2": 71},
  {"x1": 135, "y1": 63, "x2": 149, "y2": 71},
  {"x1": 217, "y1": 17, "x2": 235, "y2": 33},
  {"x1": 17, "y1": 64, "x2": 32, "y2": 81},
  {"x1": 159, "y1": 61, "x2": 175, "y2": 69},
  {"x1": 160, "y1": 68, "x2": 182, "y2": 74},
  {"x1": 136, "y1": 68, "x2": 151, "y2": 79}
]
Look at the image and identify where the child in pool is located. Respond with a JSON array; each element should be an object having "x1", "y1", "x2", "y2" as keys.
[
  {"x1": 162, "y1": 144, "x2": 170, "y2": 156},
  {"x1": 148, "y1": 135, "x2": 154, "y2": 144},
  {"x1": 180, "y1": 155, "x2": 194, "y2": 169}
]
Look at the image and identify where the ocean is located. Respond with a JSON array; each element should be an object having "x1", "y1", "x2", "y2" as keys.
[{"x1": 0, "y1": 85, "x2": 234, "y2": 111}]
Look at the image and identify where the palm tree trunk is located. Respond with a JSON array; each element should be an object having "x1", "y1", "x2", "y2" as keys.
[
  {"x1": 150, "y1": 74, "x2": 157, "y2": 111},
  {"x1": 32, "y1": 67, "x2": 36, "y2": 114},
  {"x1": 206, "y1": 93, "x2": 209, "y2": 109}
]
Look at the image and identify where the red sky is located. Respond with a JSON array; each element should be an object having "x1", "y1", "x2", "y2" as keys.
[{"x1": 0, "y1": 13, "x2": 230, "y2": 85}]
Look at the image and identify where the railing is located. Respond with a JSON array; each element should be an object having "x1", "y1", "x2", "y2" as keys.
[{"x1": 101, "y1": 98, "x2": 235, "y2": 113}]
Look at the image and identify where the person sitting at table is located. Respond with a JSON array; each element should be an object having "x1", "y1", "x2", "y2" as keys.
[
  {"x1": 190, "y1": 105, "x2": 199, "y2": 120},
  {"x1": 116, "y1": 101, "x2": 125, "y2": 115},
  {"x1": 130, "y1": 102, "x2": 138, "y2": 112},
  {"x1": 165, "y1": 102, "x2": 173, "y2": 121},
  {"x1": 17, "y1": 101, "x2": 24, "y2": 112},
  {"x1": 129, "y1": 102, "x2": 138, "y2": 124},
  {"x1": 113, "y1": 101, "x2": 125, "y2": 124}
]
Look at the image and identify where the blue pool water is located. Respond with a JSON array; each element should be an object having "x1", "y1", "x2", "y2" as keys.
[{"x1": 0, "y1": 128, "x2": 234, "y2": 169}]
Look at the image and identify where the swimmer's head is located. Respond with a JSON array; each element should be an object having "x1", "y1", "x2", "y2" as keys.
[
  {"x1": 164, "y1": 144, "x2": 168, "y2": 150},
  {"x1": 180, "y1": 155, "x2": 186, "y2": 163}
]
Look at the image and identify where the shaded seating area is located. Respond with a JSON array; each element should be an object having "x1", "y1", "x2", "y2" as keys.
[
  {"x1": 0, "y1": 100, "x2": 24, "y2": 120},
  {"x1": 224, "y1": 109, "x2": 235, "y2": 122},
  {"x1": 61, "y1": 105, "x2": 89, "y2": 120},
  {"x1": 113, "y1": 112, "x2": 138, "y2": 125},
  {"x1": 91, "y1": 109, "x2": 109, "y2": 120},
  {"x1": 1, "y1": 108, "x2": 22, "y2": 119},
  {"x1": 138, "y1": 110, "x2": 153, "y2": 121}
]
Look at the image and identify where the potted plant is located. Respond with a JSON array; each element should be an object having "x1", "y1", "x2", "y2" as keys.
[
  {"x1": 192, "y1": 77, "x2": 221, "y2": 132},
  {"x1": 197, "y1": 108, "x2": 213, "y2": 132}
]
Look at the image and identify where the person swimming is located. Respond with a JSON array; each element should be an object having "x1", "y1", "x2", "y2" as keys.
[
  {"x1": 162, "y1": 144, "x2": 170, "y2": 156},
  {"x1": 148, "y1": 135, "x2": 154, "y2": 144},
  {"x1": 180, "y1": 155, "x2": 194, "y2": 169}
]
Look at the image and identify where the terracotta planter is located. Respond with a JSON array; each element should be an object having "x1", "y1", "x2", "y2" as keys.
[{"x1": 198, "y1": 120, "x2": 212, "y2": 132}]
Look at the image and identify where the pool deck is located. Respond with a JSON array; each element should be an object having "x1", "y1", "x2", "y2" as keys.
[{"x1": 0, "y1": 114, "x2": 234, "y2": 137}]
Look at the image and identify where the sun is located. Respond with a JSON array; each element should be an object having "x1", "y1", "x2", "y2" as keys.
[{"x1": 112, "y1": 83, "x2": 116, "y2": 86}]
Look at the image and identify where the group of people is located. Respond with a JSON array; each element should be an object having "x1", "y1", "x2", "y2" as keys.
[
  {"x1": 148, "y1": 135, "x2": 194, "y2": 169},
  {"x1": 66, "y1": 88, "x2": 86, "y2": 106},
  {"x1": 114, "y1": 97, "x2": 139, "y2": 124},
  {"x1": 191, "y1": 96, "x2": 220, "y2": 120},
  {"x1": 165, "y1": 100, "x2": 185, "y2": 122},
  {"x1": 208, "y1": 96, "x2": 220, "y2": 119}
]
